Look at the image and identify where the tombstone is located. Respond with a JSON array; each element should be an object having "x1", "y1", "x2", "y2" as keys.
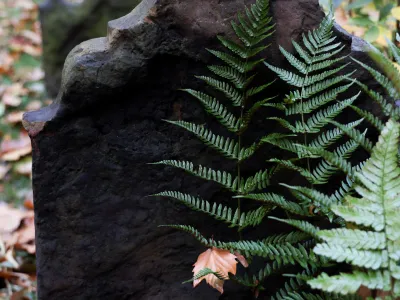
[
  {"x1": 39, "y1": 0, "x2": 141, "y2": 98},
  {"x1": 24, "y1": 0, "x2": 378, "y2": 298}
]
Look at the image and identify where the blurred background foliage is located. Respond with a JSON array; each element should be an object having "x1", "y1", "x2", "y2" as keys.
[
  {"x1": 320, "y1": 0, "x2": 400, "y2": 53},
  {"x1": 1, "y1": 0, "x2": 400, "y2": 298}
]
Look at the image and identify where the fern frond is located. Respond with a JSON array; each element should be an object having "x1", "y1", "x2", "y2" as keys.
[
  {"x1": 182, "y1": 89, "x2": 240, "y2": 132},
  {"x1": 285, "y1": 83, "x2": 354, "y2": 116},
  {"x1": 262, "y1": 232, "x2": 311, "y2": 245},
  {"x1": 154, "y1": 191, "x2": 271, "y2": 229},
  {"x1": 207, "y1": 65, "x2": 247, "y2": 89},
  {"x1": 351, "y1": 57, "x2": 400, "y2": 100},
  {"x1": 353, "y1": 80, "x2": 397, "y2": 118},
  {"x1": 298, "y1": 72, "x2": 356, "y2": 101},
  {"x1": 314, "y1": 243, "x2": 387, "y2": 269},
  {"x1": 307, "y1": 119, "x2": 363, "y2": 149},
  {"x1": 269, "y1": 217, "x2": 319, "y2": 238},
  {"x1": 387, "y1": 36, "x2": 400, "y2": 65},
  {"x1": 329, "y1": 120, "x2": 373, "y2": 153},
  {"x1": 310, "y1": 119, "x2": 400, "y2": 297},
  {"x1": 279, "y1": 45, "x2": 307, "y2": 74},
  {"x1": 308, "y1": 271, "x2": 392, "y2": 295},
  {"x1": 297, "y1": 146, "x2": 353, "y2": 176},
  {"x1": 292, "y1": 94, "x2": 359, "y2": 133},
  {"x1": 151, "y1": 160, "x2": 238, "y2": 192},
  {"x1": 195, "y1": 76, "x2": 244, "y2": 106},
  {"x1": 159, "y1": 225, "x2": 210, "y2": 246},
  {"x1": 317, "y1": 228, "x2": 385, "y2": 250},
  {"x1": 350, "y1": 105, "x2": 384, "y2": 131},
  {"x1": 183, "y1": 267, "x2": 228, "y2": 284},
  {"x1": 165, "y1": 120, "x2": 240, "y2": 160},
  {"x1": 236, "y1": 192, "x2": 310, "y2": 216},
  {"x1": 368, "y1": 48, "x2": 400, "y2": 98},
  {"x1": 208, "y1": 49, "x2": 264, "y2": 74}
]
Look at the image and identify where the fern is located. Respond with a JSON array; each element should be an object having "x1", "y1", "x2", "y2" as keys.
[
  {"x1": 350, "y1": 38, "x2": 400, "y2": 122},
  {"x1": 260, "y1": 12, "x2": 369, "y2": 218},
  {"x1": 154, "y1": 0, "x2": 275, "y2": 226},
  {"x1": 308, "y1": 119, "x2": 400, "y2": 297}
]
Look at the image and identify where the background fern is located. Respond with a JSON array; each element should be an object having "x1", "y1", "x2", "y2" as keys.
[
  {"x1": 153, "y1": 0, "x2": 275, "y2": 233},
  {"x1": 152, "y1": 4, "x2": 399, "y2": 298},
  {"x1": 259, "y1": 12, "x2": 373, "y2": 218},
  {"x1": 308, "y1": 119, "x2": 400, "y2": 298}
]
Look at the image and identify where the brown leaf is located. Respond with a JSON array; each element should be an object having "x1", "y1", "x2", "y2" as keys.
[
  {"x1": 23, "y1": 197, "x2": 33, "y2": 210},
  {"x1": 234, "y1": 252, "x2": 249, "y2": 268},
  {"x1": 193, "y1": 247, "x2": 237, "y2": 294},
  {"x1": 0, "y1": 132, "x2": 32, "y2": 161},
  {"x1": 0, "y1": 203, "x2": 26, "y2": 233},
  {"x1": 0, "y1": 164, "x2": 11, "y2": 180},
  {"x1": 2, "y1": 83, "x2": 27, "y2": 107},
  {"x1": 14, "y1": 158, "x2": 32, "y2": 176},
  {"x1": 4, "y1": 111, "x2": 24, "y2": 124},
  {"x1": 13, "y1": 214, "x2": 35, "y2": 254}
]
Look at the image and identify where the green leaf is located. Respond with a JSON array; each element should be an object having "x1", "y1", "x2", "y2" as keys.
[
  {"x1": 364, "y1": 26, "x2": 380, "y2": 43},
  {"x1": 346, "y1": 0, "x2": 373, "y2": 10}
]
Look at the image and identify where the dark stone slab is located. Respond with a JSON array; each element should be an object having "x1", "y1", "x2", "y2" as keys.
[
  {"x1": 24, "y1": 0, "x2": 380, "y2": 299},
  {"x1": 39, "y1": 0, "x2": 141, "y2": 98}
]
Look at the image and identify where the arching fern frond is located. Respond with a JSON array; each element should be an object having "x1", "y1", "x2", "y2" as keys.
[
  {"x1": 154, "y1": 191, "x2": 271, "y2": 230},
  {"x1": 308, "y1": 119, "x2": 400, "y2": 297}
]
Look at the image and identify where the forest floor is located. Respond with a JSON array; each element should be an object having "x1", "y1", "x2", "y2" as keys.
[{"x1": 0, "y1": 0, "x2": 46, "y2": 298}]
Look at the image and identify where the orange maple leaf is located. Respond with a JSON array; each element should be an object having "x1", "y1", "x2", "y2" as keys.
[{"x1": 193, "y1": 247, "x2": 244, "y2": 294}]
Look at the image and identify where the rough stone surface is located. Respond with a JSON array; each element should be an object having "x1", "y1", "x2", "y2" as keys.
[
  {"x1": 39, "y1": 0, "x2": 141, "y2": 98},
  {"x1": 24, "y1": 0, "x2": 380, "y2": 299}
]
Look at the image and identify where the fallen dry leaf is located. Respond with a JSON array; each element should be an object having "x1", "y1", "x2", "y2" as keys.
[
  {"x1": 12, "y1": 214, "x2": 35, "y2": 254},
  {"x1": 0, "y1": 164, "x2": 10, "y2": 180},
  {"x1": 0, "y1": 132, "x2": 31, "y2": 161},
  {"x1": 4, "y1": 111, "x2": 24, "y2": 124},
  {"x1": 0, "y1": 203, "x2": 26, "y2": 234},
  {"x1": 2, "y1": 83, "x2": 27, "y2": 107},
  {"x1": 14, "y1": 158, "x2": 32, "y2": 176},
  {"x1": 193, "y1": 247, "x2": 238, "y2": 294}
]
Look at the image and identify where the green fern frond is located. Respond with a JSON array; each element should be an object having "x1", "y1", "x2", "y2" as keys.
[
  {"x1": 296, "y1": 146, "x2": 353, "y2": 176},
  {"x1": 271, "y1": 276, "x2": 307, "y2": 300},
  {"x1": 164, "y1": 120, "x2": 256, "y2": 161},
  {"x1": 279, "y1": 184, "x2": 338, "y2": 212},
  {"x1": 195, "y1": 76, "x2": 244, "y2": 106},
  {"x1": 183, "y1": 268, "x2": 227, "y2": 284},
  {"x1": 262, "y1": 232, "x2": 311, "y2": 245},
  {"x1": 309, "y1": 119, "x2": 400, "y2": 297},
  {"x1": 329, "y1": 120, "x2": 373, "y2": 153},
  {"x1": 350, "y1": 105, "x2": 384, "y2": 131},
  {"x1": 308, "y1": 270, "x2": 392, "y2": 295},
  {"x1": 207, "y1": 65, "x2": 247, "y2": 89},
  {"x1": 159, "y1": 225, "x2": 210, "y2": 246},
  {"x1": 314, "y1": 243, "x2": 387, "y2": 269},
  {"x1": 387, "y1": 37, "x2": 400, "y2": 65},
  {"x1": 295, "y1": 72, "x2": 356, "y2": 102},
  {"x1": 152, "y1": 160, "x2": 239, "y2": 192},
  {"x1": 269, "y1": 217, "x2": 319, "y2": 238},
  {"x1": 182, "y1": 89, "x2": 240, "y2": 132},
  {"x1": 154, "y1": 191, "x2": 271, "y2": 229},
  {"x1": 351, "y1": 57, "x2": 400, "y2": 100},
  {"x1": 236, "y1": 192, "x2": 310, "y2": 216},
  {"x1": 317, "y1": 228, "x2": 385, "y2": 250},
  {"x1": 268, "y1": 159, "x2": 317, "y2": 184},
  {"x1": 291, "y1": 94, "x2": 359, "y2": 133},
  {"x1": 368, "y1": 47, "x2": 400, "y2": 98},
  {"x1": 353, "y1": 80, "x2": 398, "y2": 118},
  {"x1": 269, "y1": 95, "x2": 358, "y2": 134},
  {"x1": 285, "y1": 83, "x2": 354, "y2": 115}
]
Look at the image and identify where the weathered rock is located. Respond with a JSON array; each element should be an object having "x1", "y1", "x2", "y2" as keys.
[
  {"x1": 24, "y1": 0, "x2": 379, "y2": 299},
  {"x1": 39, "y1": 0, "x2": 141, "y2": 98}
]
